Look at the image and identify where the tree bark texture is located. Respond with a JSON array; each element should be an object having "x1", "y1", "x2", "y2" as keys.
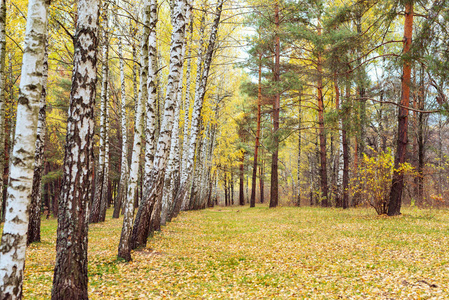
[
  {"x1": 90, "y1": 4, "x2": 109, "y2": 223},
  {"x1": 130, "y1": 0, "x2": 187, "y2": 251},
  {"x1": 270, "y1": 1, "x2": 280, "y2": 208},
  {"x1": 27, "y1": 41, "x2": 49, "y2": 245},
  {"x1": 51, "y1": 0, "x2": 99, "y2": 298},
  {"x1": 388, "y1": 1, "x2": 414, "y2": 216},
  {"x1": 175, "y1": 0, "x2": 224, "y2": 212},
  {"x1": 0, "y1": 0, "x2": 48, "y2": 297},
  {"x1": 117, "y1": 0, "x2": 152, "y2": 262}
]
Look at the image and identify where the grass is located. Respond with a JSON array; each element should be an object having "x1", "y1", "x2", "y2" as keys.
[{"x1": 9, "y1": 206, "x2": 449, "y2": 298}]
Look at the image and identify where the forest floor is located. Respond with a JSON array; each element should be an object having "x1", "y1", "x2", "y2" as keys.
[{"x1": 17, "y1": 206, "x2": 449, "y2": 299}]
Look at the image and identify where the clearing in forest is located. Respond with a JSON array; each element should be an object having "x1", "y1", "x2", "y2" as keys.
[{"x1": 22, "y1": 206, "x2": 449, "y2": 299}]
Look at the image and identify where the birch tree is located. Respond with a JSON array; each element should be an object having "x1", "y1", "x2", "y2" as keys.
[
  {"x1": 117, "y1": 0, "x2": 152, "y2": 261},
  {"x1": 0, "y1": 0, "x2": 6, "y2": 218},
  {"x1": 27, "y1": 41, "x2": 49, "y2": 245},
  {"x1": 176, "y1": 0, "x2": 224, "y2": 212},
  {"x1": 130, "y1": 0, "x2": 188, "y2": 250},
  {"x1": 113, "y1": 37, "x2": 129, "y2": 219},
  {"x1": 90, "y1": 2, "x2": 109, "y2": 223},
  {"x1": 51, "y1": 0, "x2": 100, "y2": 297},
  {"x1": 0, "y1": 0, "x2": 48, "y2": 297}
]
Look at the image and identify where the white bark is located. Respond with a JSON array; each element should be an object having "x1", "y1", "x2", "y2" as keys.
[
  {"x1": 144, "y1": 0, "x2": 158, "y2": 178},
  {"x1": 118, "y1": 0, "x2": 151, "y2": 261},
  {"x1": 179, "y1": 0, "x2": 224, "y2": 211},
  {"x1": 181, "y1": 13, "x2": 204, "y2": 175},
  {"x1": 0, "y1": 0, "x2": 6, "y2": 216},
  {"x1": 90, "y1": 5, "x2": 109, "y2": 223},
  {"x1": 0, "y1": 0, "x2": 48, "y2": 297},
  {"x1": 28, "y1": 40, "x2": 48, "y2": 245},
  {"x1": 114, "y1": 37, "x2": 129, "y2": 218},
  {"x1": 130, "y1": 0, "x2": 188, "y2": 250},
  {"x1": 52, "y1": 0, "x2": 100, "y2": 296},
  {"x1": 100, "y1": 80, "x2": 110, "y2": 221}
]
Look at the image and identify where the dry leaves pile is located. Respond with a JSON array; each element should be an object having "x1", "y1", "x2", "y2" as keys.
[{"x1": 21, "y1": 206, "x2": 449, "y2": 299}]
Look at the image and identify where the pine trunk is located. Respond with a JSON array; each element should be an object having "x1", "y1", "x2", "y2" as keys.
[
  {"x1": 51, "y1": 0, "x2": 99, "y2": 297},
  {"x1": 270, "y1": 1, "x2": 280, "y2": 208},
  {"x1": 250, "y1": 51, "x2": 262, "y2": 208},
  {"x1": 388, "y1": 1, "x2": 414, "y2": 216}
]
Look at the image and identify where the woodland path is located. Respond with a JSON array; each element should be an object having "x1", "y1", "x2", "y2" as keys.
[{"x1": 22, "y1": 206, "x2": 449, "y2": 299}]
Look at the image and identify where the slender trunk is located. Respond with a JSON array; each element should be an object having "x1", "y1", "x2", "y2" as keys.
[
  {"x1": 239, "y1": 155, "x2": 245, "y2": 205},
  {"x1": 317, "y1": 23, "x2": 328, "y2": 207},
  {"x1": 250, "y1": 51, "x2": 262, "y2": 208},
  {"x1": 117, "y1": 0, "x2": 152, "y2": 261},
  {"x1": 342, "y1": 76, "x2": 350, "y2": 209},
  {"x1": 113, "y1": 37, "x2": 129, "y2": 219},
  {"x1": 130, "y1": 0, "x2": 187, "y2": 250},
  {"x1": 51, "y1": 0, "x2": 99, "y2": 297},
  {"x1": 100, "y1": 81, "x2": 110, "y2": 222},
  {"x1": 181, "y1": 13, "x2": 196, "y2": 171},
  {"x1": 90, "y1": 5, "x2": 109, "y2": 223},
  {"x1": 417, "y1": 64, "x2": 425, "y2": 206},
  {"x1": 0, "y1": 0, "x2": 48, "y2": 296},
  {"x1": 259, "y1": 133, "x2": 264, "y2": 204},
  {"x1": 27, "y1": 41, "x2": 49, "y2": 245},
  {"x1": 297, "y1": 95, "x2": 301, "y2": 206},
  {"x1": 175, "y1": 0, "x2": 224, "y2": 211},
  {"x1": 0, "y1": 0, "x2": 5, "y2": 218},
  {"x1": 180, "y1": 11, "x2": 205, "y2": 183},
  {"x1": 388, "y1": 1, "x2": 414, "y2": 216},
  {"x1": 270, "y1": 1, "x2": 280, "y2": 208}
]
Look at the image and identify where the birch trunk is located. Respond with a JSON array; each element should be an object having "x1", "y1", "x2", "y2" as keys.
[
  {"x1": 143, "y1": 0, "x2": 158, "y2": 183},
  {"x1": 113, "y1": 37, "x2": 129, "y2": 219},
  {"x1": 51, "y1": 0, "x2": 99, "y2": 298},
  {"x1": 181, "y1": 13, "x2": 203, "y2": 174},
  {"x1": 177, "y1": 0, "x2": 224, "y2": 211},
  {"x1": 90, "y1": 5, "x2": 109, "y2": 223},
  {"x1": 27, "y1": 41, "x2": 48, "y2": 245},
  {"x1": 130, "y1": 0, "x2": 187, "y2": 250},
  {"x1": 180, "y1": 15, "x2": 193, "y2": 159},
  {"x1": 0, "y1": 0, "x2": 48, "y2": 297},
  {"x1": 117, "y1": 0, "x2": 152, "y2": 262},
  {"x1": 100, "y1": 84, "x2": 110, "y2": 221},
  {"x1": 0, "y1": 0, "x2": 6, "y2": 218},
  {"x1": 160, "y1": 70, "x2": 182, "y2": 226}
]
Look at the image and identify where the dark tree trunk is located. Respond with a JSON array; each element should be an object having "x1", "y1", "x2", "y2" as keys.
[
  {"x1": 317, "y1": 24, "x2": 328, "y2": 207},
  {"x1": 250, "y1": 51, "x2": 262, "y2": 208},
  {"x1": 239, "y1": 156, "x2": 245, "y2": 205},
  {"x1": 388, "y1": 1, "x2": 414, "y2": 216},
  {"x1": 270, "y1": 2, "x2": 280, "y2": 208}
]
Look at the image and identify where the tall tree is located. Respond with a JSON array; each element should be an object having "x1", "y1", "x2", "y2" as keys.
[
  {"x1": 117, "y1": 0, "x2": 153, "y2": 262},
  {"x1": 0, "y1": 0, "x2": 48, "y2": 296},
  {"x1": 131, "y1": 0, "x2": 188, "y2": 250},
  {"x1": 176, "y1": 0, "x2": 224, "y2": 212},
  {"x1": 28, "y1": 41, "x2": 49, "y2": 244},
  {"x1": 270, "y1": 0, "x2": 280, "y2": 208},
  {"x1": 113, "y1": 37, "x2": 129, "y2": 219},
  {"x1": 388, "y1": 0, "x2": 414, "y2": 216},
  {"x1": 51, "y1": 0, "x2": 100, "y2": 297},
  {"x1": 90, "y1": 2, "x2": 109, "y2": 223}
]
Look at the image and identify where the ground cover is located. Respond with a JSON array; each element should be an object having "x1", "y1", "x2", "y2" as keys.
[{"x1": 13, "y1": 206, "x2": 449, "y2": 299}]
